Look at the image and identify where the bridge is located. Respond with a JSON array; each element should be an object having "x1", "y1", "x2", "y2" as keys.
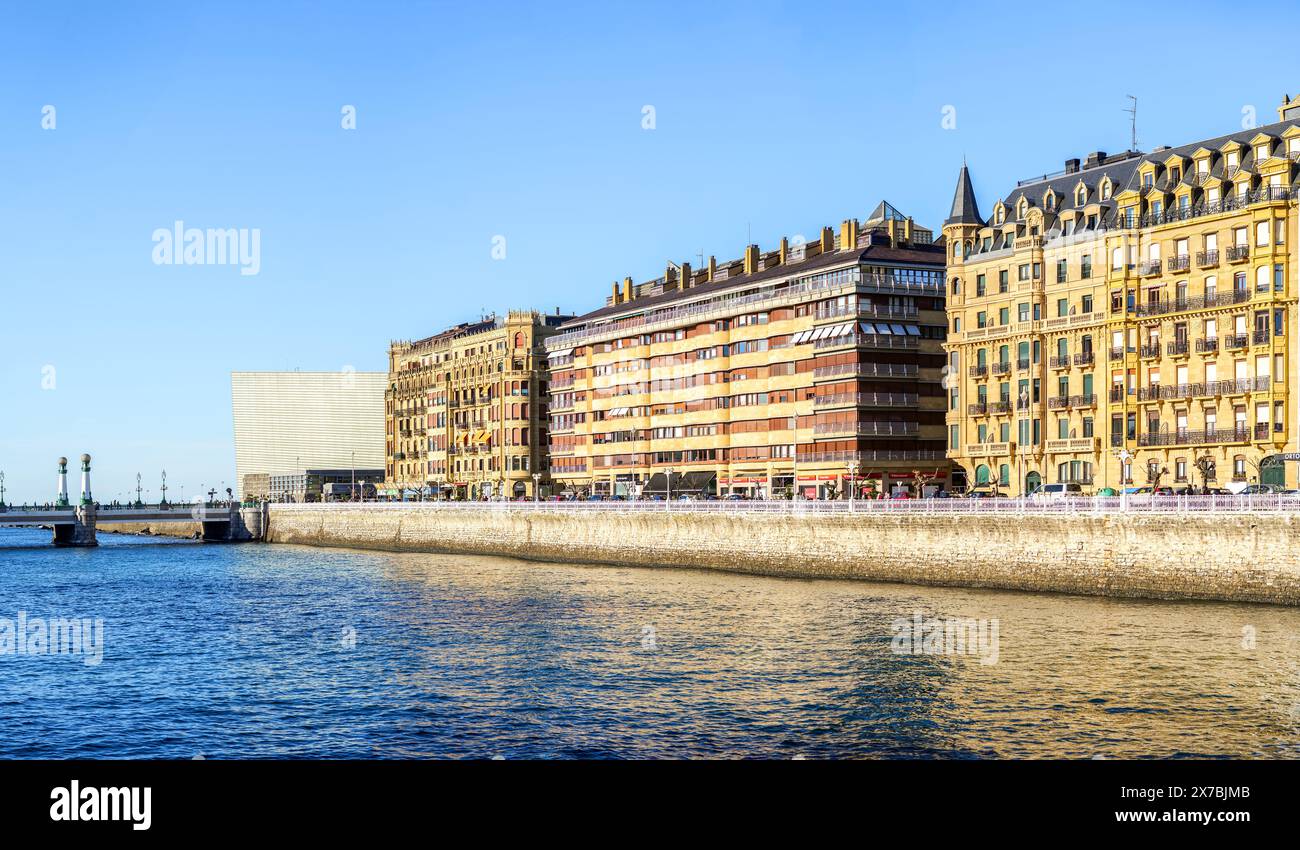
[{"x1": 0, "y1": 455, "x2": 264, "y2": 546}]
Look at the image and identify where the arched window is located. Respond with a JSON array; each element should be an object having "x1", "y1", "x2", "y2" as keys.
[
  {"x1": 514, "y1": 332, "x2": 525, "y2": 348},
  {"x1": 975, "y1": 465, "x2": 990, "y2": 484}
]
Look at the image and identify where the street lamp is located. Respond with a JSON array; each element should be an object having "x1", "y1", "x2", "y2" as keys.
[
  {"x1": 532, "y1": 472, "x2": 541, "y2": 504},
  {"x1": 848, "y1": 460, "x2": 859, "y2": 505},
  {"x1": 665, "y1": 467, "x2": 674, "y2": 505}
]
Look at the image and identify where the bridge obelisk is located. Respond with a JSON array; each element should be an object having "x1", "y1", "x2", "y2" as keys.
[{"x1": 56, "y1": 457, "x2": 70, "y2": 507}]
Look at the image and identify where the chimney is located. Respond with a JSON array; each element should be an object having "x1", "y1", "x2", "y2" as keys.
[
  {"x1": 820, "y1": 226, "x2": 835, "y2": 253},
  {"x1": 840, "y1": 219, "x2": 859, "y2": 252},
  {"x1": 611, "y1": 281, "x2": 621, "y2": 304},
  {"x1": 779, "y1": 237, "x2": 789, "y2": 264},
  {"x1": 904, "y1": 216, "x2": 914, "y2": 244},
  {"x1": 665, "y1": 263, "x2": 678, "y2": 291},
  {"x1": 707, "y1": 255, "x2": 717, "y2": 281},
  {"x1": 680, "y1": 261, "x2": 693, "y2": 289},
  {"x1": 743, "y1": 244, "x2": 760, "y2": 275},
  {"x1": 886, "y1": 219, "x2": 897, "y2": 246},
  {"x1": 623, "y1": 276, "x2": 635, "y2": 301},
  {"x1": 1064, "y1": 158, "x2": 1080, "y2": 174},
  {"x1": 1084, "y1": 151, "x2": 1106, "y2": 169}
]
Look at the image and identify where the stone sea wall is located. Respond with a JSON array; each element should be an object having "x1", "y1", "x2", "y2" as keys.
[
  {"x1": 265, "y1": 505, "x2": 1300, "y2": 606},
  {"x1": 97, "y1": 521, "x2": 202, "y2": 539}
]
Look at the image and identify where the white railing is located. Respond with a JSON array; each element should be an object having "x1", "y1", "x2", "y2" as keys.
[{"x1": 271, "y1": 495, "x2": 1300, "y2": 515}]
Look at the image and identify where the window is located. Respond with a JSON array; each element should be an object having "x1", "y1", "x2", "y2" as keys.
[
  {"x1": 1257, "y1": 221, "x2": 1270, "y2": 247},
  {"x1": 1057, "y1": 298, "x2": 1069, "y2": 317},
  {"x1": 976, "y1": 274, "x2": 986, "y2": 297},
  {"x1": 1018, "y1": 302, "x2": 1030, "y2": 323},
  {"x1": 1081, "y1": 255, "x2": 1092, "y2": 279},
  {"x1": 1018, "y1": 264, "x2": 1030, "y2": 281}
]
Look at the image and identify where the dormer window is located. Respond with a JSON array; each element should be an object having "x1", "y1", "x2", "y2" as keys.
[
  {"x1": 1076, "y1": 187, "x2": 1086, "y2": 205},
  {"x1": 1142, "y1": 171, "x2": 1154, "y2": 189},
  {"x1": 1017, "y1": 199, "x2": 1027, "y2": 219},
  {"x1": 1101, "y1": 180, "x2": 1112, "y2": 200},
  {"x1": 1227, "y1": 150, "x2": 1240, "y2": 168},
  {"x1": 1196, "y1": 158, "x2": 1209, "y2": 177},
  {"x1": 1045, "y1": 193, "x2": 1056, "y2": 211},
  {"x1": 994, "y1": 206, "x2": 1004, "y2": 225},
  {"x1": 1170, "y1": 166, "x2": 1181, "y2": 183},
  {"x1": 1255, "y1": 143, "x2": 1270, "y2": 161}
]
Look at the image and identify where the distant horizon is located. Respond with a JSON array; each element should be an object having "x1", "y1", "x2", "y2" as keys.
[{"x1": 3, "y1": 0, "x2": 1296, "y2": 501}]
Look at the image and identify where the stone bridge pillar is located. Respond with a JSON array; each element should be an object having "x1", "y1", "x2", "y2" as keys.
[{"x1": 52, "y1": 503, "x2": 98, "y2": 547}]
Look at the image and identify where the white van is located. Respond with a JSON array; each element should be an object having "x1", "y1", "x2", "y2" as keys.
[{"x1": 1029, "y1": 482, "x2": 1083, "y2": 500}]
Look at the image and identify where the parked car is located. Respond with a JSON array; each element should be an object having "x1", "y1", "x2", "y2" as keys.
[
  {"x1": 1029, "y1": 482, "x2": 1084, "y2": 501},
  {"x1": 1238, "y1": 484, "x2": 1282, "y2": 495}
]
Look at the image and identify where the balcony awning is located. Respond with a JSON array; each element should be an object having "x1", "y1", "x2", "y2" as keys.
[
  {"x1": 547, "y1": 348, "x2": 573, "y2": 358},
  {"x1": 904, "y1": 324, "x2": 921, "y2": 336},
  {"x1": 873, "y1": 322, "x2": 892, "y2": 334},
  {"x1": 791, "y1": 329, "x2": 814, "y2": 344}
]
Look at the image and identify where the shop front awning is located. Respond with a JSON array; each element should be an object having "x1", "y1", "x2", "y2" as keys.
[{"x1": 642, "y1": 471, "x2": 717, "y2": 496}]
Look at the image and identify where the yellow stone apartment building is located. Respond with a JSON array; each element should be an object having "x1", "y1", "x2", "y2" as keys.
[
  {"x1": 943, "y1": 96, "x2": 1300, "y2": 494},
  {"x1": 543, "y1": 203, "x2": 951, "y2": 499},
  {"x1": 386, "y1": 310, "x2": 572, "y2": 500}
]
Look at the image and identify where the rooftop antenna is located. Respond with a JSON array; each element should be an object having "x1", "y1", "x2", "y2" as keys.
[{"x1": 1124, "y1": 95, "x2": 1138, "y2": 152}]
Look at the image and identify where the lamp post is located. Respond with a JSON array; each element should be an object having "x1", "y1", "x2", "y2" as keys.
[
  {"x1": 351, "y1": 451, "x2": 356, "y2": 502},
  {"x1": 532, "y1": 472, "x2": 541, "y2": 504},
  {"x1": 160, "y1": 470, "x2": 168, "y2": 507},
  {"x1": 848, "y1": 460, "x2": 859, "y2": 505},
  {"x1": 135, "y1": 473, "x2": 143, "y2": 508},
  {"x1": 665, "y1": 466, "x2": 674, "y2": 506},
  {"x1": 0, "y1": 470, "x2": 6, "y2": 510}
]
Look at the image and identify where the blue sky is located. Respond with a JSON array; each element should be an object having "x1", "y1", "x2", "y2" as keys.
[{"x1": 1, "y1": 0, "x2": 1295, "y2": 502}]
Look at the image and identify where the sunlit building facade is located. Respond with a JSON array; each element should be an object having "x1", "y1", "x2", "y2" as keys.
[
  {"x1": 544, "y1": 204, "x2": 951, "y2": 499},
  {"x1": 386, "y1": 310, "x2": 572, "y2": 499},
  {"x1": 943, "y1": 95, "x2": 1300, "y2": 493}
]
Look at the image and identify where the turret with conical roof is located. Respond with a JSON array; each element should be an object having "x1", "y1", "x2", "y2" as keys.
[
  {"x1": 945, "y1": 162, "x2": 983, "y2": 227},
  {"x1": 942, "y1": 162, "x2": 983, "y2": 270}
]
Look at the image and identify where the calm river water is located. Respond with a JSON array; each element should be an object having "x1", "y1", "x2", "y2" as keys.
[{"x1": 1, "y1": 528, "x2": 1298, "y2": 758}]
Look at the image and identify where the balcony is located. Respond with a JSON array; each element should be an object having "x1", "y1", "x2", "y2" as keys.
[
  {"x1": 1139, "y1": 260, "x2": 1163, "y2": 276},
  {"x1": 1109, "y1": 386, "x2": 1125, "y2": 403},
  {"x1": 1045, "y1": 437, "x2": 1100, "y2": 453},
  {"x1": 1139, "y1": 344, "x2": 1161, "y2": 359},
  {"x1": 812, "y1": 421, "x2": 920, "y2": 437},
  {"x1": 1167, "y1": 255, "x2": 1191, "y2": 272},
  {"x1": 968, "y1": 365, "x2": 989, "y2": 379},
  {"x1": 1196, "y1": 337, "x2": 1219, "y2": 353},
  {"x1": 1109, "y1": 347, "x2": 1126, "y2": 361},
  {"x1": 1073, "y1": 351, "x2": 1095, "y2": 367},
  {"x1": 797, "y1": 449, "x2": 947, "y2": 464},
  {"x1": 1225, "y1": 334, "x2": 1248, "y2": 350},
  {"x1": 813, "y1": 392, "x2": 919, "y2": 408},
  {"x1": 1196, "y1": 250, "x2": 1219, "y2": 267},
  {"x1": 1070, "y1": 393, "x2": 1097, "y2": 408},
  {"x1": 1049, "y1": 355, "x2": 1071, "y2": 369},
  {"x1": 966, "y1": 442, "x2": 1011, "y2": 458},
  {"x1": 812, "y1": 362, "x2": 919, "y2": 380},
  {"x1": 1253, "y1": 329, "x2": 1272, "y2": 345},
  {"x1": 1137, "y1": 427, "x2": 1250, "y2": 448},
  {"x1": 1227, "y1": 245, "x2": 1249, "y2": 262},
  {"x1": 1166, "y1": 340, "x2": 1190, "y2": 357},
  {"x1": 991, "y1": 361, "x2": 1012, "y2": 376},
  {"x1": 1016, "y1": 357, "x2": 1031, "y2": 371},
  {"x1": 989, "y1": 400, "x2": 1011, "y2": 414},
  {"x1": 967, "y1": 403, "x2": 987, "y2": 416},
  {"x1": 1047, "y1": 395, "x2": 1070, "y2": 410},
  {"x1": 813, "y1": 333, "x2": 920, "y2": 352}
]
